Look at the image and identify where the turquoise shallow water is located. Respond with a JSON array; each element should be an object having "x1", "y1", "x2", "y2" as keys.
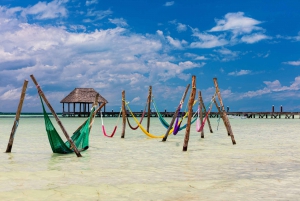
[{"x1": 0, "y1": 115, "x2": 300, "y2": 201}]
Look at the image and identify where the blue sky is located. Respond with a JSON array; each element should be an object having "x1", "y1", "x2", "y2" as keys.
[{"x1": 0, "y1": 0, "x2": 300, "y2": 113}]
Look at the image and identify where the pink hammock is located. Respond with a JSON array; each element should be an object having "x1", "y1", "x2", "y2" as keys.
[
  {"x1": 102, "y1": 125, "x2": 117, "y2": 138},
  {"x1": 100, "y1": 109, "x2": 121, "y2": 138}
]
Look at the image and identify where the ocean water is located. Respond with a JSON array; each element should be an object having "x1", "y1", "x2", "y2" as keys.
[{"x1": 0, "y1": 115, "x2": 299, "y2": 201}]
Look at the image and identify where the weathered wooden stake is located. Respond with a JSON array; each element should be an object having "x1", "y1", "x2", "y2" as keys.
[
  {"x1": 183, "y1": 75, "x2": 196, "y2": 151},
  {"x1": 213, "y1": 78, "x2": 236, "y2": 145},
  {"x1": 162, "y1": 84, "x2": 190, "y2": 142},
  {"x1": 74, "y1": 101, "x2": 105, "y2": 134},
  {"x1": 147, "y1": 86, "x2": 152, "y2": 132},
  {"x1": 30, "y1": 75, "x2": 82, "y2": 157},
  {"x1": 88, "y1": 93, "x2": 99, "y2": 131},
  {"x1": 121, "y1": 90, "x2": 126, "y2": 138},
  {"x1": 199, "y1": 91, "x2": 213, "y2": 133},
  {"x1": 5, "y1": 80, "x2": 28, "y2": 153},
  {"x1": 213, "y1": 97, "x2": 229, "y2": 135},
  {"x1": 199, "y1": 91, "x2": 204, "y2": 138}
]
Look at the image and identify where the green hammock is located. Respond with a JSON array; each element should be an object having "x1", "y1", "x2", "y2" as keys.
[{"x1": 40, "y1": 96, "x2": 95, "y2": 154}]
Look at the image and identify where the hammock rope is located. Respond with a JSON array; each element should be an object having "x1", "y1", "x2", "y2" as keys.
[{"x1": 100, "y1": 108, "x2": 122, "y2": 138}]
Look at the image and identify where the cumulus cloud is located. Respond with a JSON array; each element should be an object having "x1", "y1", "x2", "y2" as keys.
[
  {"x1": 210, "y1": 12, "x2": 262, "y2": 33},
  {"x1": 0, "y1": 2, "x2": 206, "y2": 112},
  {"x1": 238, "y1": 77, "x2": 300, "y2": 99}
]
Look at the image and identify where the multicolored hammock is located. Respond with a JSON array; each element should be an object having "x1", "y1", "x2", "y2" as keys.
[
  {"x1": 40, "y1": 96, "x2": 95, "y2": 154},
  {"x1": 125, "y1": 102, "x2": 170, "y2": 138},
  {"x1": 152, "y1": 97, "x2": 198, "y2": 133}
]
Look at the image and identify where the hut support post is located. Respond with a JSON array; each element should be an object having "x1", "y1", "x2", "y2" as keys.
[
  {"x1": 162, "y1": 83, "x2": 190, "y2": 142},
  {"x1": 147, "y1": 86, "x2": 152, "y2": 132},
  {"x1": 183, "y1": 75, "x2": 196, "y2": 151},
  {"x1": 30, "y1": 74, "x2": 82, "y2": 157},
  {"x1": 121, "y1": 90, "x2": 126, "y2": 138},
  {"x1": 199, "y1": 91, "x2": 213, "y2": 133},
  {"x1": 199, "y1": 91, "x2": 204, "y2": 138},
  {"x1": 5, "y1": 80, "x2": 28, "y2": 153},
  {"x1": 213, "y1": 78, "x2": 236, "y2": 145}
]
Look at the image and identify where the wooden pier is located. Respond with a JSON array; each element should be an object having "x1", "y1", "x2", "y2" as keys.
[{"x1": 61, "y1": 111, "x2": 300, "y2": 119}]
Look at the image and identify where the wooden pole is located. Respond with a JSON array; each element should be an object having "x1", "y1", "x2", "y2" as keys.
[
  {"x1": 88, "y1": 93, "x2": 99, "y2": 131},
  {"x1": 213, "y1": 97, "x2": 228, "y2": 134},
  {"x1": 199, "y1": 91, "x2": 213, "y2": 133},
  {"x1": 199, "y1": 91, "x2": 204, "y2": 138},
  {"x1": 121, "y1": 90, "x2": 126, "y2": 138},
  {"x1": 30, "y1": 74, "x2": 82, "y2": 157},
  {"x1": 213, "y1": 78, "x2": 236, "y2": 145},
  {"x1": 147, "y1": 86, "x2": 152, "y2": 132},
  {"x1": 183, "y1": 75, "x2": 196, "y2": 151},
  {"x1": 74, "y1": 101, "x2": 106, "y2": 133},
  {"x1": 162, "y1": 84, "x2": 190, "y2": 142},
  {"x1": 5, "y1": 80, "x2": 28, "y2": 153}
]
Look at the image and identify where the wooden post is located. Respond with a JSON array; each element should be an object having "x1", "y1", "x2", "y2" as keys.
[
  {"x1": 147, "y1": 86, "x2": 152, "y2": 132},
  {"x1": 30, "y1": 74, "x2": 82, "y2": 157},
  {"x1": 5, "y1": 80, "x2": 28, "y2": 153},
  {"x1": 199, "y1": 91, "x2": 204, "y2": 138},
  {"x1": 213, "y1": 78, "x2": 236, "y2": 145},
  {"x1": 121, "y1": 90, "x2": 126, "y2": 138},
  {"x1": 199, "y1": 91, "x2": 213, "y2": 133},
  {"x1": 162, "y1": 84, "x2": 190, "y2": 142},
  {"x1": 213, "y1": 98, "x2": 229, "y2": 135},
  {"x1": 74, "y1": 95, "x2": 105, "y2": 133},
  {"x1": 183, "y1": 75, "x2": 196, "y2": 151}
]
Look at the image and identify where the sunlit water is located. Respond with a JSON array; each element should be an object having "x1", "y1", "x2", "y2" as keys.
[{"x1": 0, "y1": 115, "x2": 300, "y2": 201}]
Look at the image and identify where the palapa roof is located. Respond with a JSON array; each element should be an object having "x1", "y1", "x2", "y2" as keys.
[{"x1": 60, "y1": 88, "x2": 108, "y2": 103}]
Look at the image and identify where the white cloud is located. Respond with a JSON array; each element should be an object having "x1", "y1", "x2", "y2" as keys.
[
  {"x1": 109, "y1": 18, "x2": 128, "y2": 27},
  {"x1": 131, "y1": 96, "x2": 141, "y2": 103},
  {"x1": 86, "y1": 8, "x2": 112, "y2": 21},
  {"x1": 190, "y1": 32, "x2": 228, "y2": 48},
  {"x1": 210, "y1": 12, "x2": 262, "y2": 34},
  {"x1": 86, "y1": 0, "x2": 98, "y2": 6},
  {"x1": 214, "y1": 48, "x2": 239, "y2": 61},
  {"x1": 228, "y1": 70, "x2": 251, "y2": 76},
  {"x1": 177, "y1": 23, "x2": 187, "y2": 32},
  {"x1": 283, "y1": 60, "x2": 300, "y2": 66},
  {"x1": 21, "y1": 0, "x2": 68, "y2": 20},
  {"x1": 166, "y1": 36, "x2": 185, "y2": 49},
  {"x1": 239, "y1": 77, "x2": 300, "y2": 99},
  {"x1": 164, "y1": 1, "x2": 174, "y2": 6},
  {"x1": 241, "y1": 33, "x2": 269, "y2": 44}
]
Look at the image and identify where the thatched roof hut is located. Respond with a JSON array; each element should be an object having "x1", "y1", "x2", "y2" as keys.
[
  {"x1": 61, "y1": 88, "x2": 108, "y2": 103},
  {"x1": 60, "y1": 88, "x2": 108, "y2": 117}
]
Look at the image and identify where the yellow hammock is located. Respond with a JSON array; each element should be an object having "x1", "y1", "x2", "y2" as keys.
[{"x1": 125, "y1": 101, "x2": 197, "y2": 138}]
